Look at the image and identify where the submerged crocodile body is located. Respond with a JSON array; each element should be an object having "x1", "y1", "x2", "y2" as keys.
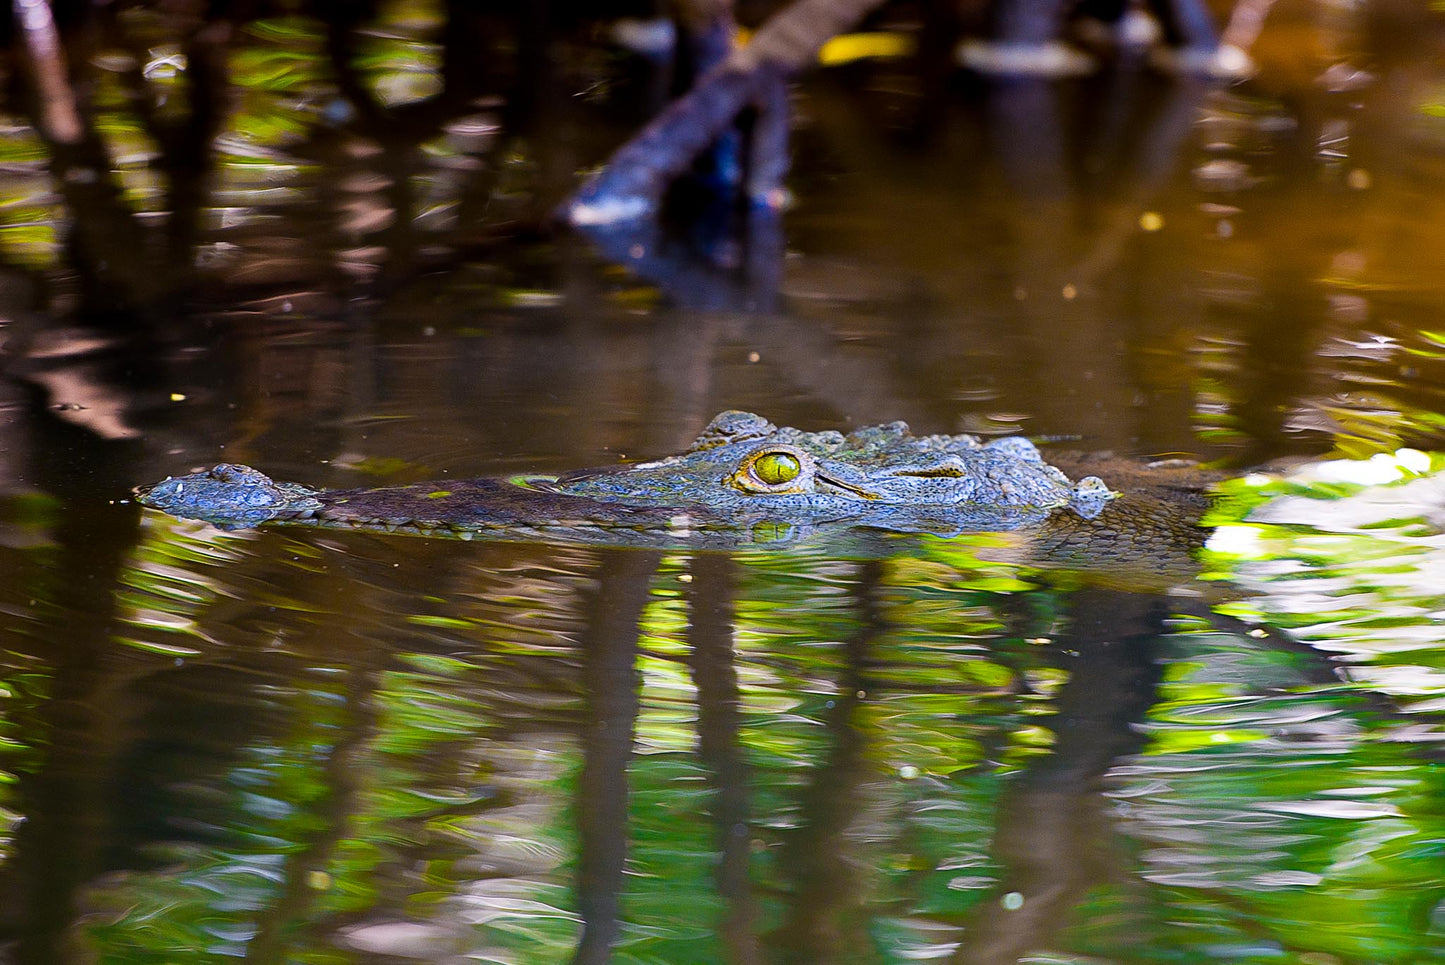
[{"x1": 138, "y1": 411, "x2": 1121, "y2": 543}]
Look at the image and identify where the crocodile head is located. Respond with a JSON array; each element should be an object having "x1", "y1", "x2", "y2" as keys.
[
  {"x1": 137, "y1": 463, "x2": 324, "y2": 528},
  {"x1": 543, "y1": 411, "x2": 1115, "y2": 526}
]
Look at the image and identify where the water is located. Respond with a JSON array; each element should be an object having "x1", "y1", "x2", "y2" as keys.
[{"x1": 1, "y1": 2, "x2": 1445, "y2": 961}]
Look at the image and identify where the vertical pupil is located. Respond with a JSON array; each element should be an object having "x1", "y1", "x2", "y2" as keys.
[{"x1": 754, "y1": 452, "x2": 801, "y2": 485}]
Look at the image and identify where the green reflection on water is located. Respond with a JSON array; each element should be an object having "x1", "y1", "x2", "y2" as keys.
[
  {"x1": 1205, "y1": 449, "x2": 1445, "y2": 725},
  {"x1": 1, "y1": 464, "x2": 1443, "y2": 961}
]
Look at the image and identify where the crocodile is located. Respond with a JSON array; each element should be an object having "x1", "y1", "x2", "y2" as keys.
[
  {"x1": 137, "y1": 410, "x2": 1125, "y2": 541},
  {"x1": 136, "y1": 409, "x2": 1227, "y2": 586}
]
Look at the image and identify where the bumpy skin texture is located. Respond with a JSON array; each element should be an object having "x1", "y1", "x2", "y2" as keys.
[
  {"x1": 137, "y1": 463, "x2": 323, "y2": 528},
  {"x1": 550, "y1": 411, "x2": 1113, "y2": 519},
  {"x1": 137, "y1": 411, "x2": 1118, "y2": 541}
]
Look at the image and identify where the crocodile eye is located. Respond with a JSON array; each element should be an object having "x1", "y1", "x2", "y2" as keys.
[
  {"x1": 752, "y1": 451, "x2": 801, "y2": 485},
  {"x1": 727, "y1": 446, "x2": 812, "y2": 495}
]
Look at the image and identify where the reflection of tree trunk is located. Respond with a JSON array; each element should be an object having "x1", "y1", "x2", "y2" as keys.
[
  {"x1": 109, "y1": 13, "x2": 233, "y2": 295},
  {"x1": 13, "y1": 0, "x2": 82, "y2": 144},
  {"x1": 949, "y1": 589, "x2": 1167, "y2": 964},
  {"x1": 571, "y1": 550, "x2": 660, "y2": 965},
  {"x1": 1231, "y1": 265, "x2": 1327, "y2": 464},
  {"x1": 576, "y1": 201, "x2": 785, "y2": 311},
  {"x1": 244, "y1": 659, "x2": 381, "y2": 962},
  {"x1": 993, "y1": 0, "x2": 1069, "y2": 46},
  {"x1": 320, "y1": 0, "x2": 384, "y2": 127},
  {"x1": 12, "y1": 13, "x2": 162, "y2": 321},
  {"x1": 2, "y1": 413, "x2": 142, "y2": 963},
  {"x1": 768, "y1": 558, "x2": 885, "y2": 964},
  {"x1": 317, "y1": 0, "x2": 502, "y2": 287},
  {"x1": 50, "y1": 134, "x2": 171, "y2": 321},
  {"x1": 686, "y1": 554, "x2": 761, "y2": 965},
  {"x1": 987, "y1": 74, "x2": 1209, "y2": 451},
  {"x1": 164, "y1": 21, "x2": 231, "y2": 279}
]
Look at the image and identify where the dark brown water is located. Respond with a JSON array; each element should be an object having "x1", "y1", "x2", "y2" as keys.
[{"x1": 1, "y1": 2, "x2": 1443, "y2": 962}]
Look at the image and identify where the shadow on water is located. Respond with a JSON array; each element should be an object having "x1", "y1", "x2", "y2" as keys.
[
  {"x1": 573, "y1": 550, "x2": 655, "y2": 965},
  {"x1": 945, "y1": 589, "x2": 1168, "y2": 965},
  {"x1": 0, "y1": 0, "x2": 1444, "y2": 961}
]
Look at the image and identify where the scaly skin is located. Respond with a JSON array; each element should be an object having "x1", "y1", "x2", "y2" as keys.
[{"x1": 137, "y1": 411, "x2": 1138, "y2": 546}]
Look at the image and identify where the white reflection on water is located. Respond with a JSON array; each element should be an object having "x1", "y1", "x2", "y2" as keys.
[{"x1": 1213, "y1": 453, "x2": 1445, "y2": 717}]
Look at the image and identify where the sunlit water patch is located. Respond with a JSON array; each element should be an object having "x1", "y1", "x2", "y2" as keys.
[{"x1": 1206, "y1": 450, "x2": 1445, "y2": 730}]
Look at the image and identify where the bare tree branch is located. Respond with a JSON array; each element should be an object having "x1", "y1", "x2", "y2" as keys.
[{"x1": 566, "y1": 0, "x2": 888, "y2": 225}]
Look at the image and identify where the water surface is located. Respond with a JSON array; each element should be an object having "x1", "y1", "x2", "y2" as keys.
[{"x1": 1, "y1": 2, "x2": 1444, "y2": 961}]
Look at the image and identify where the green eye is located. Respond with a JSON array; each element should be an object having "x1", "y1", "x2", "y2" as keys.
[{"x1": 752, "y1": 451, "x2": 801, "y2": 486}]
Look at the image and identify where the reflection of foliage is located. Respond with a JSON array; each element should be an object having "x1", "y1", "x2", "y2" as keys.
[
  {"x1": 72, "y1": 525, "x2": 1055, "y2": 960},
  {"x1": 1134, "y1": 449, "x2": 1445, "y2": 961},
  {"x1": 77, "y1": 646, "x2": 583, "y2": 962},
  {"x1": 0, "y1": 125, "x2": 59, "y2": 267},
  {"x1": 1115, "y1": 630, "x2": 1445, "y2": 963},
  {"x1": 1205, "y1": 449, "x2": 1445, "y2": 721},
  {"x1": 117, "y1": 517, "x2": 263, "y2": 655},
  {"x1": 6, "y1": 485, "x2": 1444, "y2": 960},
  {"x1": 0, "y1": 673, "x2": 38, "y2": 868},
  {"x1": 0, "y1": 0, "x2": 569, "y2": 313}
]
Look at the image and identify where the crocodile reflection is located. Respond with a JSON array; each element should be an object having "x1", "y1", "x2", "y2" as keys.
[{"x1": 136, "y1": 411, "x2": 1117, "y2": 543}]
